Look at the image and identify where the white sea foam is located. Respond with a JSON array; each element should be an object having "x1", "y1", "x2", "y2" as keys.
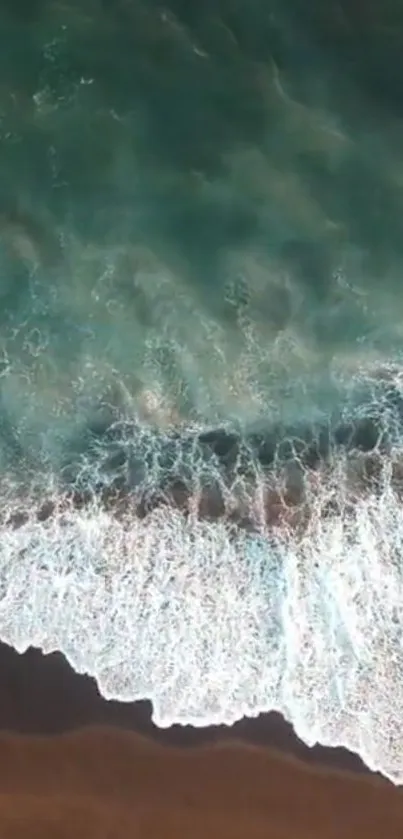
[{"x1": 0, "y1": 447, "x2": 403, "y2": 785}]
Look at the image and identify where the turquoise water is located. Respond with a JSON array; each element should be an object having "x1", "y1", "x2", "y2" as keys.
[
  {"x1": 1, "y1": 0, "x2": 403, "y2": 783},
  {"x1": 1, "y1": 0, "x2": 403, "y2": 473}
]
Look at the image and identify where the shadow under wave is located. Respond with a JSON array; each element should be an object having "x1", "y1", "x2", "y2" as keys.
[{"x1": 4, "y1": 365, "x2": 401, "y2": 534}]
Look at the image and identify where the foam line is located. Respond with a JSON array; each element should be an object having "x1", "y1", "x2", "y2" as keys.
[
  {"x1": 0, "y1": 369, "x2": 403, "y2": 783},
  {"x1": 0, "y1": 437, "x2": 402, "y2": 784}
]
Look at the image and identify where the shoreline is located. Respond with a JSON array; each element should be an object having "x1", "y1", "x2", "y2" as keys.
[
  {"x1": 0, "y1": 697, "x2": 402, "y2": 839},
  {"x1": 0, "y1": 640, "x2": 379, "y2": 780}
]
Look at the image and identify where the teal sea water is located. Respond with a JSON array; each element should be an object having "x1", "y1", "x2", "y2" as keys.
[{"x1": 1, "y1": 0, "x2": 403, "y2": 783}]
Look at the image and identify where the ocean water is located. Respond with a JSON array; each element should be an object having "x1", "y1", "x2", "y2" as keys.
[{"x1": 1, "y1": 0, "x2": 403, "y2": 783}]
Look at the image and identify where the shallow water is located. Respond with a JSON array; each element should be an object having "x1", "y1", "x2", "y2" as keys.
[{"x1": 1, "y1": 0, "x2": 403, "y2": 784}]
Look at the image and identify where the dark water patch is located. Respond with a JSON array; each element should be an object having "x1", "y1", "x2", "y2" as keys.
[{"x1": 37, "y1": 372, "x2": 403, "y2": 534}]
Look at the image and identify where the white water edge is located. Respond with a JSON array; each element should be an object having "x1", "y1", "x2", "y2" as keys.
[{"x1": 0, "y1": 469, "x2": 402, "y2": 785}]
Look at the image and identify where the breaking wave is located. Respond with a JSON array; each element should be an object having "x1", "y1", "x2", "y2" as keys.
[{"x1": 1, "y1": 365, "x2": 403, "y2": 785}]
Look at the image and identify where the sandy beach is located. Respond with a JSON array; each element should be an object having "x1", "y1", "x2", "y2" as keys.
[
  {"x1": 0, "y1": 641, "x2": 401, "y2": 838},
  {"x1": 1, "y1": 727, "x2": 402, "y2": 839}
]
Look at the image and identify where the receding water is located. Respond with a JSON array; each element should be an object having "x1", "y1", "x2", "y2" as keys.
[{"x1": 1, "y1": 0, "x2": 403, "y2": 784}]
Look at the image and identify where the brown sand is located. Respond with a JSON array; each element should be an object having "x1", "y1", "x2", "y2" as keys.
[
  {"x1": 0, "y1": 642, "x2": 402, "y2": 837},
  {"x1": 1, "y1": 726, "x2": 403, "y2": 839}
]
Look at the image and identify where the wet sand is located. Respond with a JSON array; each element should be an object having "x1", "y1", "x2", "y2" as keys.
[
  {"x1": 1, "y1": 726, "x2": 403, "y2": 839},
  {"x1": 0, "y1": 641, "x2": 402, "y2": 837}
]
